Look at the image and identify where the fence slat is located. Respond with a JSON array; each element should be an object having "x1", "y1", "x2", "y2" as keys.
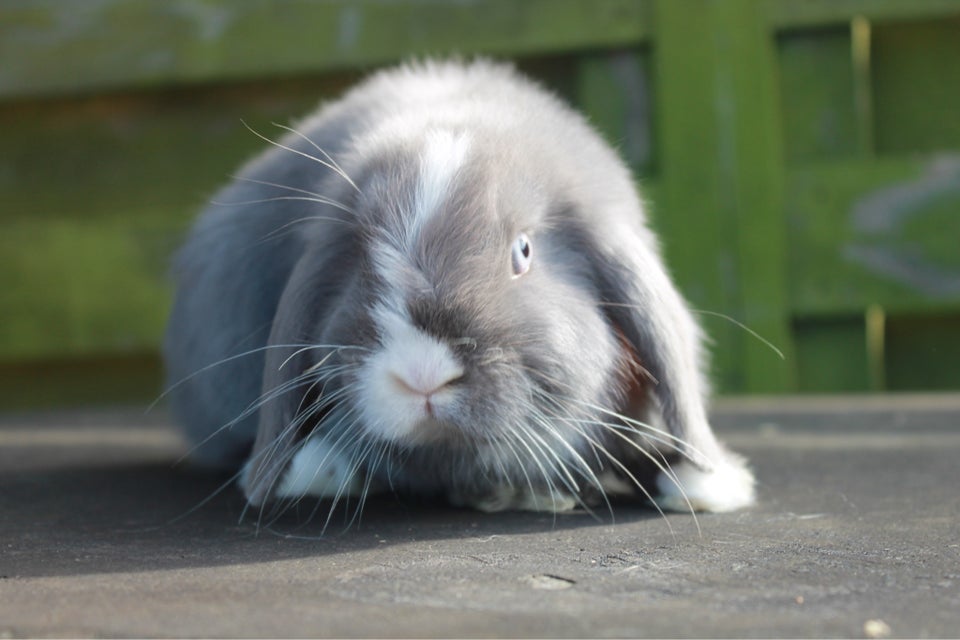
[
  {"x1": 767, "y1": 0, "x2": 960, "y2": 30},
  {"x1": 777, "y1": 27, "x2": 862, "y2": 161},
  {"x1": 654, "y1": 0, "x2": 795, "y2": 392},
  {"x1": 872, "y1": 17, "x2": 960, "y2": 154},
  {"x1": 0, "y1": 77, "x2": 347, "y2": 359},
  {"x1": 793, "y1": 317, "x2": 870, "y2": 392},
  {"x1": 0, "y1": 0, "x2": 650, "y2": 100},
  {"x1": 1, "y1": 0, "x2": 959, "y2": 403}
]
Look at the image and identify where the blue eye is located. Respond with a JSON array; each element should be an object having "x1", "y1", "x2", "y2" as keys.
[{"x1": 511, "y1": 233, "x2": 532, "y2": 277}]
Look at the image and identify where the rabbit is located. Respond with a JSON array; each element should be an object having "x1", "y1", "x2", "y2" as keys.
[{"x1": 163, "y1": 59, "x2": 755, "y2": 519}]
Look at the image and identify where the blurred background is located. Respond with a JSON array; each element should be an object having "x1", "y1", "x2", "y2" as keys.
[{"x1": 1, "y1": 0, "x2": 958, "y2": 411}]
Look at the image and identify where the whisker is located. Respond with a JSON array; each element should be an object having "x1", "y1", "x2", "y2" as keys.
[
  {"x1": 526, "y1": 408, "x2": 612, "y2": 520},
  {"x1": 239, "y1": 382, "x2": 362, "y2": 520},
  {"x1": 278, "y1": 343, "x2": 369, "y2": 371},
  {"x1": 149, "y1": 342, "x2": 344, "y2": 413},
  {"x1": 557, "y1": 415, "x2": 680, "y2": 538},
  {"x1": 162, "y1": 465, "x2": 248, "y2": 526},
  {"x1": 321, "y1": 430, "x2": 374, "y2": 533},
  {"x1": 260, "y1": 396, "x2": 368, "y2": 533},
  {"x1": 532, "y1": 388, "x2": 700, "y2": 535},
  {"x1": 268, "y1": 121, "x2": 361, "y2": 193},
  {"x1": 598, "y1": 301, "x2": 785, "y2": 361},
  {"x1": 514, "y1": 420, "x2": 579, "y2": 493},
  {"x1": 284, "y1": 406, "x2": 363, "y2": 513},
  {"x1": 499, "y1": 432, "x2": 538, "y2": 511},
  {"x1": 175, "y1": 370, "x2": 323, "y2": 466},
  {"x1": 559, "y1": 415, "x2": 697, "y2": 466},
  {"x1": 558, "y1": 394, "x2": 708, "y2": 461},
  {"x1": 211, "y1": 195, "x2": 354, "y2": 214},
  {"x1": 241, "y1": 120, "x2": 361, "y2": 193},
  {"x1": 508, "y1": 424, "x2": 568, "y2": 515},
  {"x1": 475, "y1": 436, "x2": 514, "y2": 489},
  {"x1": 347, "y1": 437, "x2": 391, "y2": 530},
  {"x1": 524, "y1": 425, "x2": 605, "y2": 520},
  {"x1": 251, "y1": 217, "x2": 354, "y2": 249},
  {"x1": 578, "y1": 417, "x2": 700, "y2": 536},
  {"x1": 691, "y1": 308, "x2": 785, "y2": 360},
  {"x1": 231, "y1": 175, "x2": 355, "y2": 212}
]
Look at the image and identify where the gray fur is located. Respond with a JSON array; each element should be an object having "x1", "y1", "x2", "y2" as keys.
[{"x1": 163, "y1": 60, "x2": 752, "y2": 515}]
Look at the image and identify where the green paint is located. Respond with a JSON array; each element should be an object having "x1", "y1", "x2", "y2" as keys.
[
  {"x1": 793, "y1": 317, "x2": 870, "y2": 392},
  {"x1": 2, "y1": 0, "x2": 960, "y2": 406},
  {"x1": 0, "y1": 352, "x2": 163, "y2": 410},
  {"x1": 576, "y1": 51, "x2": 656, "y2": 176},
  {"x1": 872, "y1": 17, "x2": 960, "y2": 153},
  {"x1": 886, "y1": 314, "x2": 960, "y2": 390},
  {"x1": 767, "y1": 0, "x2": 960, "y2": 30},
  {"x1": 787, "y1": 156, "x2": 960, "y2": 316},
  {"x1": 0, "y1": 0, "x2": 652, "y2": 100},
  {"x1": 654, "y1": 0, "x2": 794, "y2": 392},
  {"x1": 777, "y1": 28, "x2": 861, "y2": 161}
]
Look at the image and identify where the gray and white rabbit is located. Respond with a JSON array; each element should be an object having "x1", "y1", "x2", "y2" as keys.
[{"x1": 163, "y1": 59, "x2": 754, "y2": 516}]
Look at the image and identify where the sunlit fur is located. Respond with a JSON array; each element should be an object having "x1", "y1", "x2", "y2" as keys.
[{"x1": 163, "y1": 60, "x2": 756, "y2": 532}]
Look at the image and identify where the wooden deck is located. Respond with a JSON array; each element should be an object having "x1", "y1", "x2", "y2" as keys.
[{"x1": 2, "y1": 395, "x2": 958, "y2": 637}]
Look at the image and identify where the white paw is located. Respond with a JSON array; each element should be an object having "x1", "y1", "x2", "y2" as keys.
[
  {"x1": 271, "y1": 437, "x2": 372, "y2": 500},
  {"x1": 655, "y1": 455, "x2": 755, "y2": 513}
]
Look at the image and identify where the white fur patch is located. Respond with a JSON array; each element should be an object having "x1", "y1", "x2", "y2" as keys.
[
  {"x1": 370, "y1": 239, "x2": 413, "y2": 306},
  {"x1": 360, "y1": 305, "x2": 463, "y2": 443},
  {"x1": 274, "y1": 435, "x2": 366, "y2": 499},
  {"x1": 410, "y1": 129, "x2": 470, "y2": 242},
  {"x1": 655, "y1": 456, "x2": 756, "y2": 513}
]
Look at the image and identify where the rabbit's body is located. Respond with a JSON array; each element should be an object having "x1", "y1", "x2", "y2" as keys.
[{"x1": 164, "y1": 60, "x2": 754, "y2": 516}]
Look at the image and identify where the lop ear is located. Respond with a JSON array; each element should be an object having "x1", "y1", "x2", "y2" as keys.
[
  {"x1": 587, "y1": 218, "x2": 756, "y2": 512},
  {"x1": 588, "y1": 221, "x2": 726, "y2": 470},
  {"x1": 240, "y1": 249, "x2": 335, "y2": 506}
]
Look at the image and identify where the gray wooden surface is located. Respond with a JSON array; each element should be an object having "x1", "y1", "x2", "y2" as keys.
[{"x1": 1, "y1": 395, "x2": 958, "y2": 637}]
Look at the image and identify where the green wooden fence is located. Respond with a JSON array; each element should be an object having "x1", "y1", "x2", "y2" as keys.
[{"x1": 2, "y1": 0, "x2": 959, "y2": 408}]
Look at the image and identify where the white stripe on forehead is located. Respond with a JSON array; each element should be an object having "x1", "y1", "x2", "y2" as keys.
[{"x1": 410, "y1": 129, "x2": 471, "y2": 243}]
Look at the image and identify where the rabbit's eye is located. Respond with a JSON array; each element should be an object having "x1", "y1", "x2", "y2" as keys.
[{"x1": 511, "y1": 233, "x2": 532, "y2": 277}]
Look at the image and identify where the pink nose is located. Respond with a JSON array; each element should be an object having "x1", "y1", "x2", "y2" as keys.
[{"x1": 389, "y1": 369, "x2": 463, "y2": 398}]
